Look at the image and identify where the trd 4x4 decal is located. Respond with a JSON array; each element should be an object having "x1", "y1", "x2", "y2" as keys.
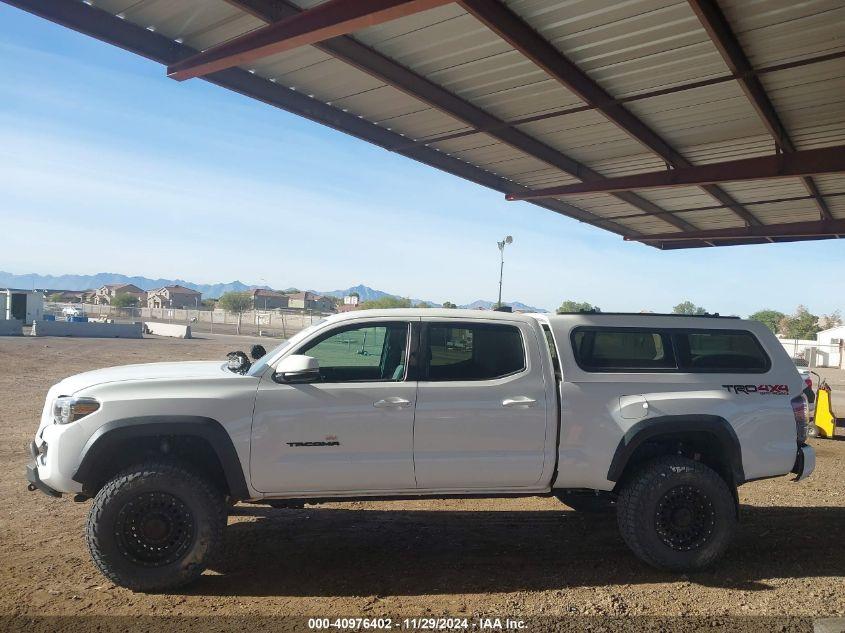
[{"x1": 723, "y1": 384, "x2": 789, "y2": 395}]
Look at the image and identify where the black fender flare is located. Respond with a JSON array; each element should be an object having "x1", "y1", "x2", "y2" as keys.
[
  {"x1": 73, "y1": 416, "x2": 250, "y2": 499},
  {"x1": 606, "y1": 414, "x2": 745, "y2": 485}
]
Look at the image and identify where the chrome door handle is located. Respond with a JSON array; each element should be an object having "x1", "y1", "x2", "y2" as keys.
[
  {"x1": 502, "y1": 396, "x2": 537, "y2": 408},
  {"x1": 374, "y1": 397, "x2": 411, "y2": 409}
]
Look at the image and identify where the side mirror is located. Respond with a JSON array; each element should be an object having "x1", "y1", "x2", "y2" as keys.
[{"x1": 273, "y1": 355, "x2": 320, "y2": 383}]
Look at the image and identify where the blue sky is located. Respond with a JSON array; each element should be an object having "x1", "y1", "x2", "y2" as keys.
[{"x1": 1, "y1": 5, "x2": 843, "y2": 315}]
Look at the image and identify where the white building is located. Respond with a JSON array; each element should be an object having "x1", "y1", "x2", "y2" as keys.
[
  {"x1": 779, "y1": 325, "x2": 845, "y2": 369},
  {"x1": 816, "y1": 325, "x2": 845, "y2": 368},
  {"x1": 0, "y1": 289, "x2": 44, "y2": 325}
]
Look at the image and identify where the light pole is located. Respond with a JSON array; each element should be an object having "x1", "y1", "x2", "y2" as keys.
[{"x1": 496, "y1": 235, "x2": 513, "y2": 308}]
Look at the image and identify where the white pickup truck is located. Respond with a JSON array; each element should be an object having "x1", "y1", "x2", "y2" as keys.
[{"x1": 26, "y1": 309, "x2": 814, "y2": 591}]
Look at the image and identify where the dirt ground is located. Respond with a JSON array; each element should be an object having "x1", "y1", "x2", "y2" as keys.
[{"x1": 1, "y1": 335, "x2": 843, "y2": 630}]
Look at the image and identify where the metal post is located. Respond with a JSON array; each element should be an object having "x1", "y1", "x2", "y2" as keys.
[
  {"x1": 496, "y1": 235, "x2": 513, "y2": 308},
  {"x1": 497, "y1": 245, "x2": 505, "y2": 308}
]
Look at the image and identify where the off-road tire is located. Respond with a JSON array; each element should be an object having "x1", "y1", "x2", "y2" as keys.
[
  {"x1": 616, "y1": 455, "x2": 736, "y2": 571},
  {"x1": 86, "y1": 462, "x2": 226, "y2": 592}
]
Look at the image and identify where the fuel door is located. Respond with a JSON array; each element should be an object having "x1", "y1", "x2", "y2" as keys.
[{"x1": 619, "y1": 394, "x2": 650, "y2": 420}]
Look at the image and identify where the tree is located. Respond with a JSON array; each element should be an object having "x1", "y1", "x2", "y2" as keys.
[
  {"x1": 218, "y1": 291, "x2": 253, "y2": 334},
  {"x1": 442, "y1": 301, "x2": 457, "y2": 309},
  {"x1": 349, "y1": 291, "x2": 360, "y2": 299},
  {"x1": 673, "y1": 300, "x2": 707, "y2": 315},
  {"x1": 112, "y1": 293, "x2": 139, "y2": 308},
  {"x1": 416, "y1": 301, "x2": 432, "y2": 308},
  {"x1": 749, "y1": 309, "x2": 785, "y2": 334},
  {"x1": 780, "y1": 305, "x2": 820, "y2": 340},
  {"x1": 818, "y1": 310, "x2": 842, "y2": 331},
  {"x1": 201, "y1": 298, "x2": 217, "y2": 309},
  {"x1": 557, "y1": 300, "x2": 599, "y2": 314},
  {"x1": 361, "y1": 296, "x2": 412, "y2": 309},
  {"x1": 47, "y1": 293, "x2": 64, "y2": 303}
]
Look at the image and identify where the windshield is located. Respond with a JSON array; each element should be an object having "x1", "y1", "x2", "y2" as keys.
[{"x1": 247, "y1": 319, "x2": 326, "y2": 376}]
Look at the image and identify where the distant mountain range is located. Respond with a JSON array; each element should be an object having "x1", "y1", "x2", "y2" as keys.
[
  {"x1": 0, "y1": 271, "x2": 267, "y2": 299},
  {"x1": 320, "y1": 284, "x2": 406, "y2": 303},
  {"x1": 459, "y1": 299, "x2": 546, "y2": 313},
  {"x1": 0, "y1": 272, "x2": 547, "y2": 311}
]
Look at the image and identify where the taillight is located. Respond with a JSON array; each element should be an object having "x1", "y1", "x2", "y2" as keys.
[{"x1": 791, "y1": 394, "x2": 808, "y2": 443}]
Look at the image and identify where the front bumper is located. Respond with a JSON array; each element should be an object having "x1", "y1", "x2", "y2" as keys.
[
  {"x1": 26, "y1": 440, "x2": 61, "y2": 498},
  {"x1": 791, "y1": 443, "x2": 816, "y2": 481}
]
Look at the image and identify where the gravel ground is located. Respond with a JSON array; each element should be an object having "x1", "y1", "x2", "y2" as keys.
[{"x1": 1, "y1": 336, "x2": 843, "y2": 631}]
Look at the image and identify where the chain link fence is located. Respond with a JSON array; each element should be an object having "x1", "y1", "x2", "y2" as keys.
[
  {"x1": 44, "y1": 303, "x2": 330, "y2": 339},
  {"x1": 779, "y1": 338, "x2": 843, "y2": 369}
]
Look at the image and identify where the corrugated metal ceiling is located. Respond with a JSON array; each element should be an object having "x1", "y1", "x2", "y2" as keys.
[{"x1": 26, "y1": 0, "x2": 845, "y2": 245}]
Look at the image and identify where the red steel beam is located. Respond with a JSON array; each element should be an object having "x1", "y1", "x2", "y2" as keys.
[
  {"x1": 626, "y1": 219, "x2": 845, "y2": 243},
  {"x1": 688, "y1": 0, "x2": 832, "y2": 221},
  {"x1": 507, "y1": 146, "x2": 845, "y2": 200},
  {"x1": 459, "y1": 0, "x2": 760, "y2": 226},
  {"x1": 167, "y1": 0, "x2": 451, "y2": 81}
]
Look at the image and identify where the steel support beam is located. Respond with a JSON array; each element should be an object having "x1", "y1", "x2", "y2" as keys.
[
  {"x1": 226, "y1": 0, "x2": 697, "y2": 233},
  {"x1": 507, "y1": 146, "x2": 845, "y2": 200},
  {"x1": 626, "y1": 219, "x2": 845, "y2": 243},
  {"x1": 459, "y1": 0, "x2": 760, "y2": 227},
  {"x1": 2, "y1": 0, "x2": 636, "y2": 238},
  {"x1": 168, "y1": 0, "x2": 450, "y2": 81},
  {"x1": 688, "y1": 0, "x2": 832, "y2": 221},
  {"x1": 603, "y1": 191, "x2": 845, "y2": 222}
]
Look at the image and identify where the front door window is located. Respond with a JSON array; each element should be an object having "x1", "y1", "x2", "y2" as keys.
[{"x1": 301, "y1": 323, "x2": 409, "y2": 382}]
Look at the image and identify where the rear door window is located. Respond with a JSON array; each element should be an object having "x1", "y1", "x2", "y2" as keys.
[{"x1": 425, "y1": 323, "x2": 525, "y2": 381}]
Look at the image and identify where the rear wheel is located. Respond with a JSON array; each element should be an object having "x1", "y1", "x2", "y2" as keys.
[
  {"x1": 86, "y1": 462, "x2": 226, "y2": 592},
  {"x1": 807, "y1": 425, "x2": 820, "y2": 438},
  {"x1": 616, "y1": 455, "x2": 736, "y2": 571}
]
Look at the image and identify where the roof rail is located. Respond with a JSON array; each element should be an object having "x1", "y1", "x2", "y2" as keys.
[{"x1": 555, "y1": 311, "x2": 740, "y2": 319}]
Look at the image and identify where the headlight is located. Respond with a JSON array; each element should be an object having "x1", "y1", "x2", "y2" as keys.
[{"x1": 53, "y1": 396, "x2": 100, "y2": 425}]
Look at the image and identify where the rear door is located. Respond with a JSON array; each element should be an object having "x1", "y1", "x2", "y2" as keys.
[{"x1": 413, "y1": 319, "x2": 549, "y2": 489}]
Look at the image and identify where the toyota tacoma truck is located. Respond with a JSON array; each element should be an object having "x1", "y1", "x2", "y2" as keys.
[{"x1": 26, "y1": 309, "x2": 815, "y2": 591}]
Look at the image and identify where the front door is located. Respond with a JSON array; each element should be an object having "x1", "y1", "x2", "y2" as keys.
[
  {"x1": 413, "y1": 319, "x2": 549, "y2": 489},
  {"x1": 250, "y1": 319, "x2": 417, "y2": 494}
]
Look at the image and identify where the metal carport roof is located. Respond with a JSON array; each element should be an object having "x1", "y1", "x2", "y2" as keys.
[{"x1": 6, "y1": 0, "x2": 845, "y2": 249}]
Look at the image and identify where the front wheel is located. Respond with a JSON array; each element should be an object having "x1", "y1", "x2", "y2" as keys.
[
  {"x1": 86, "y1": 462, "x2": 226, "y2": 592},
  {"x1": 616, "y1": 456, "x2": 736, "y2": 571}
]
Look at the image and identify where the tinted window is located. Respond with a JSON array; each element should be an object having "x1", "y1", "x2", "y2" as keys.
[
  {"x1": 571, "y1": 327, "x2": 770, "y2": 373},
  {"x1": 300, "y1": 323, "x2": 409, "y2": 382},
  {"x1": 676, "y1": 330, "x2": 769, "y2": 372},
  {"x1": 425, "y1": 324, "x2": 525, "y2": 381},
  {"x1": 572, "y1": 329, "x2": 675, "y2": 370}
]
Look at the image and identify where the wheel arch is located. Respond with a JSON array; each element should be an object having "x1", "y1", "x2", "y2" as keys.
[
  {"x1": 607, "y1": 415, "x2": 745, "y2": 488},
  {"x1": 73, "y1": 416, "x2": 250, "y2": 499}
]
